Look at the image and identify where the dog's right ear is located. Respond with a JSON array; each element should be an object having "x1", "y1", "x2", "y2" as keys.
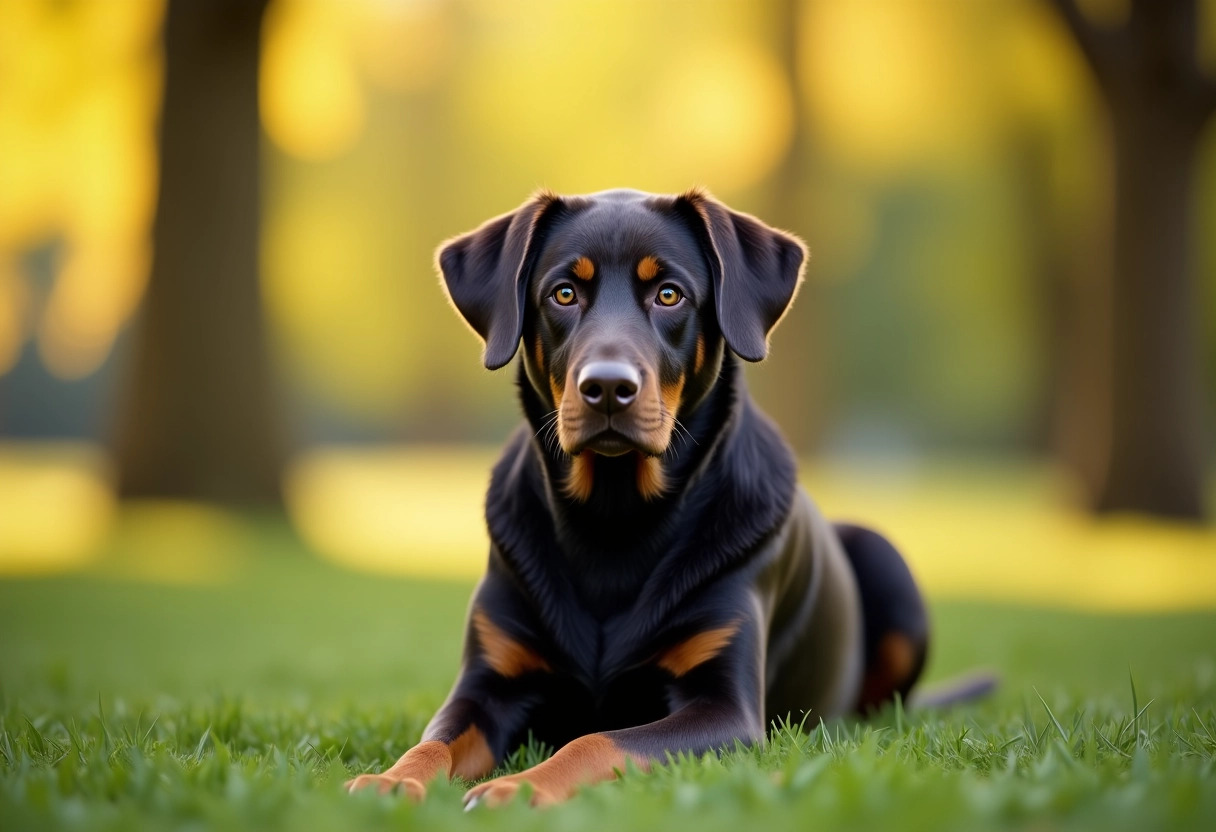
[{"x1": 436, "y1": 192, "x2": 563, "y2": 370}]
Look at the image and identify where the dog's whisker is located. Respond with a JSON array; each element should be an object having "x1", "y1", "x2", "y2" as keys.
[
  {"x1": 533, "y1": 410, "x2": 560, "y2": 439},
  {"x1": 671, "y1": 414, "x2": 697, "y2": 445},
  {"x1": 659, "y1": 412, "x2": 697, "y2": 460},
  {"x1": 543, "y1": 419, "x2": 563, "y2": 455}
]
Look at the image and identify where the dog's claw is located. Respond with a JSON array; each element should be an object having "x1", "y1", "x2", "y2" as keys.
[{"x1": 464, "y1": 794, "x2": 483, "y2": 812}]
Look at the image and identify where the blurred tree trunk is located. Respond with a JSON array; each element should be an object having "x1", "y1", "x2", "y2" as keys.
[
  {"x1": 1050, "y1": 0, "x2": 1215, "y2": 519},
  {"x1": 753, "y1": 0, "x2": 827, "y2": 452},
  {"x1": 1017, "y1": 127, "x2": 1114, "y2": 497},
  {"x1": 1017, "y1": 129, "x2": 1068, "y2": 455},
  {"x1": 114, "y1": 0, "x2": 283, "y2": 506},
  {"x1": 1017, "y1": 127, "x2": 1112, "y2": 493}
]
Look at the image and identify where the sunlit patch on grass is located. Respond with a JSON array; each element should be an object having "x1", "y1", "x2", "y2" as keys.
[
  {"x1": 285, "y1": 445, "x2": 496, "y2": 579},
  {"x1": 0, "y1": 441, "x2": 111, "y2": 574},
  {"x1": 803, "y1": 460, "x2": 1216, "y2": 612},
  {"x1": 98, "y1": 500, "x2": 246, "y2": 584}
]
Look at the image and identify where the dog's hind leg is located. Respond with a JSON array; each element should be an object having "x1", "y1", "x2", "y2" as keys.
[{"x1": 834, "y1": 523, "x2": 929, "y2": 713}]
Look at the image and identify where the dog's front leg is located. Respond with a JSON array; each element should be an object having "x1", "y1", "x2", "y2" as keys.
[
  {"x1": 347, "y1": 578, "x2": 549, "y2": 800},
  {"x1": 345, "y1": 677, "x2": 523, "y2": 799},
  {"x1": 464, "y1": 610, "x2": 766, "y2": 808}
]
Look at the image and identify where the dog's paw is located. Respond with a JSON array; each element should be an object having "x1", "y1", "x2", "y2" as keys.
[
  {"x1": 345, "y1": 773, "x2": 427, "y2": 802},
  {"x1": 463, "y1": 776, "x2": 556, "y2": 809}
]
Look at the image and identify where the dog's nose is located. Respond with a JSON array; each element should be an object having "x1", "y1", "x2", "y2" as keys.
[{"x1": 577, "y1": 361, "x2": 640, "y2": 414}]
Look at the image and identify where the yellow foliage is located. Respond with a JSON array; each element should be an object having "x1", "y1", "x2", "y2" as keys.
[
  {"x1": 799, "y1": 0, "x2": 1096, "y2": 175},
  {"x1": 648, "y1": 41, "x2": 794, "y2": 192},
  {"x1": 801, "y1": 0, "x2": 986, "y2": 173},
  {"x1": 38, "y1": 242, "x2": 151, "y2": 378},
  {"x1": 261, "y1": 187, "x2": 423, "y2": 415},
  {"x1": 998, "y1": 0, "x2": 1090, "y2": 121},
  {"x1": 261, "y1": 0, "x2": 365, "y2": 161},
  {"x1": 0, "y1": 0, "x2": 162, "y2": 378},
  {"x1": 451, "y1": 0, "x2": 792, "y2": 194},
  {"x1": 354, "y1": 0, "x2": 455, "y2": 93}
]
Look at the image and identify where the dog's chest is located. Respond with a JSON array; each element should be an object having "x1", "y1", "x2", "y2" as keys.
[
  {"x1": 523, "y1": 663, "x2": 672, "y2": 749},
  {"x1": 542, "y1": 585, "x2": 679, "y2": 686}
]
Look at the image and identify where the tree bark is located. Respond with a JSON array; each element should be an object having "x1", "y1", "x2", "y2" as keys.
[
  {"x1": 1049, "y1": 0, "x2": 1213, "y2": 519},
  {"x1": 113, "y1": 0, "x2": 283, "y2": 506},
  {"x1": 1097, "y1": 96, "x2": 1207, "y2": 517}
]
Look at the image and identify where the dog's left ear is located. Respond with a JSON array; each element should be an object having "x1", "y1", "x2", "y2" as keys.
[
  {"x1": 675, "y1": 188, "x2": 806, "y2": 362},
  {"x1": 436, "y1": 192, "x2": 564, "y2": 370}
]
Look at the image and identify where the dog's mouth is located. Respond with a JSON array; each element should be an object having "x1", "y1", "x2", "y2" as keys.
[
  {"x1": 579, "y1": 429, "x2": 641, "y2": 457},
  {"x1": 565, "y1": 424, "x2": 667, "y2": 458}
]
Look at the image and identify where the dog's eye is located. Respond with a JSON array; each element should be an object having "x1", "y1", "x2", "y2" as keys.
[
  {"x1": 656, "y1": 286, "x2": 682, "y2": 307},
  {"x1": 553, "y1": 284, "x2": 577, "y2": 306}
]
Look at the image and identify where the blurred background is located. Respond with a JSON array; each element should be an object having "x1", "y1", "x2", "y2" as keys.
[{"x1": 1, "y1": 0, "x2": 1214, "y2": 612}]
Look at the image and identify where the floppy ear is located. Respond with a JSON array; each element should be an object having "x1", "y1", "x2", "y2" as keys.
[
  {"x1": 676, "y1": 188, "x2": 806, "y2": 362},
  {"x1": 436, "y1": 192, "x2": 563, "y2": 370}
]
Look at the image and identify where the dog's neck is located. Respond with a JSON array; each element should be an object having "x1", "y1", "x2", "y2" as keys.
[{"x1": 517, "y1": 355, "x2": 744, "y2": 614}]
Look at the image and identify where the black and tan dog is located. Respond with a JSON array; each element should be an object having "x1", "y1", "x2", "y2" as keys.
[{"x1": 347, "y1": 188, "x2": 930, "y2": 807}]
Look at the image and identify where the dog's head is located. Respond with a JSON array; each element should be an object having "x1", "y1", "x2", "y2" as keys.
[{"x1": 437, "y1": 188, "x2": 805, "y2": 497}]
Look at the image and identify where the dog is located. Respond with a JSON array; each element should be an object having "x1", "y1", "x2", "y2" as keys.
[{"x1": 346, "y1": 188, "x2": 931, "y2": 807}]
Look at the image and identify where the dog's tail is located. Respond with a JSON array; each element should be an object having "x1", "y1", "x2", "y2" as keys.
[{"x1": 907, "y1": 671, "x2": 999, "y2": 709}]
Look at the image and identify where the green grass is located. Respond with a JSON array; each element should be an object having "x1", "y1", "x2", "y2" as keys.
[{"x1": 1, "y1": 519, "x2": 1215, "y2": 831}]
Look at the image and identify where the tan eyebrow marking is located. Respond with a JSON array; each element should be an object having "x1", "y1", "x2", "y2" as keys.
[
  {"x1": 572, "y1": 256, "x2": 595, "y2": 281},
  {"x1": 636, "y1": 255, "x2": 660, "y2": 281},
  {"x1": 657, "y1": 621, "x2": 741, "y2": 676},
  {"x1": 472, "y1": 608, "x2": 551, "y2": 677}
]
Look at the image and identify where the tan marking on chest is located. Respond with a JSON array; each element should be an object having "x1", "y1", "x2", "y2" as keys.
[
  {"x1": 573, "y1": 256, "x2": 595, "y2": 280},
  {"x1": 563, "y1": 450, "x2": 595, "y2": 501},
  {"x1": 472, "y1": 609, "x2": 551, "y2": 677},
  {"x1": 636, "y1": 453, "x2": 667, "y2": 501},
  {"x1": 636, "y1": 255, "x2": 660, "y2": 281},
  {"x1": 657, "y1": 622, "x2": 740, "y2": 676}
]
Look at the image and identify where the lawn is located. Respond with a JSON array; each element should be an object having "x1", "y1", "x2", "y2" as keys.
[{"x1": 1, "y1": 514, "x2": 1215, "y2": 831}]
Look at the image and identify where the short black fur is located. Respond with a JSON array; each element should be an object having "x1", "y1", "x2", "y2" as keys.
[{"x1": 348, "y1": 188, "x2": 933, "y2": 807}]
